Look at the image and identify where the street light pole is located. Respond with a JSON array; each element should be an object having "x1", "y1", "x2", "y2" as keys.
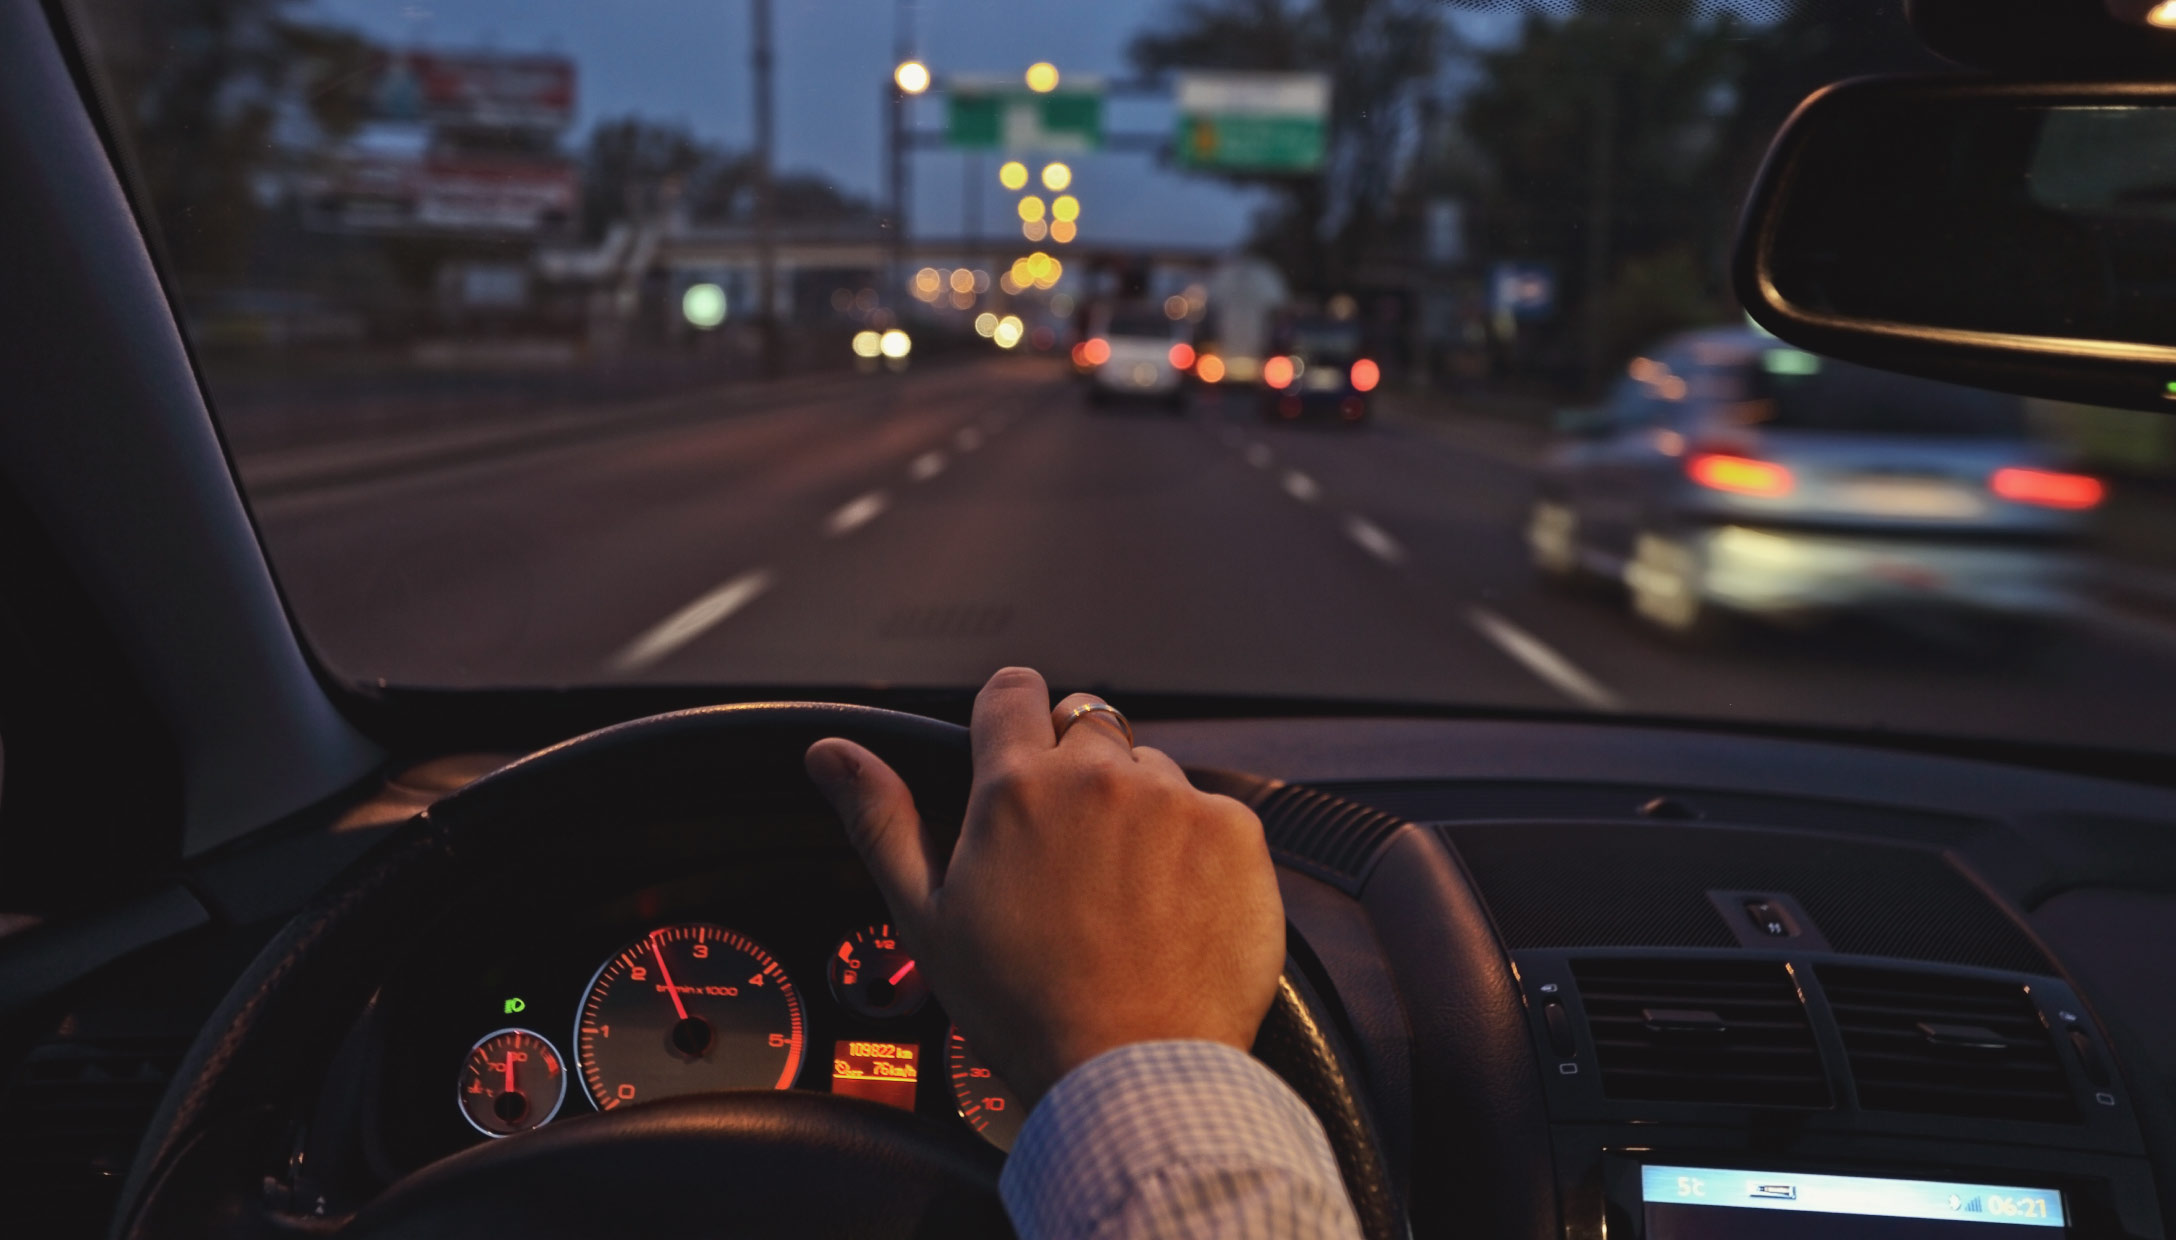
[{"x1": 752, "y1": 0, "x2": 779, "y2": 377}]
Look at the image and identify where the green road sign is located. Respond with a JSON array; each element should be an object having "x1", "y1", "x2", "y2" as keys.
[
  {"x1": 946, "y1": 83, "x2": 1102, "y2": 152},
  {"x1": 1172, "y1": 71, "x2": 1330, "y2": 173}
]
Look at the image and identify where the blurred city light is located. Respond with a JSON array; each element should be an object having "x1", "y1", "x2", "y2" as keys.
[
  {"x1": 1022, "y1": 219, "x2": 1048, "y2": 242},
  {"x1": 1024, "y1": 62, "x2": 1059, "y2": 93},
  {"x1": 1197, "y1": 354, "x2": 1227, "y2": 384},
  {"x1": 1169, "y1": 342, "x2": 1196, "y2": 370},
  {"x1": 1051, "y1": 195, "x2": 1079, "y2": 223},
  {"x1": 1018, "y1": 196, "x2": 1046, "y2": 222},
  {"x1": 852, "y1": 330, "x2": 883, "y2": 358},
  {"x1": 1041, "y1": 162, "x2": 1072, "y2": 191},
  {"x1": 998, "y1": 271, "x2": 1025, "y2": 295},
  {"x1": 1082, "y1": 337, "x2": 1111, "y2": 365},
  {"x1": 1351, "y1": 358, "x2": 1381, "y2": 392},
  {"x1": 949, "y1": 268, "x2": 976, "y2": 294},
  {"x1": 949, "y1": 289, "x2": 976, "y2": 310},
  {"x1": 913, "y1": 267, "x2": 942, "y2": 300},
  {"x1": 879, "y1": 329, "x2": 913, "y2": 359},
  {"x1": 1050, "y1": 293, "x2": 1075, "y2": 318},
  {"x1": 2151, "y1": 0, "x2": 2176, "y2": 27},
  {"x1": 1163, "y1": 295, "x2": 1188, "y2": 320},
  {"x1": 1689, "y1": 452, "x2": 1795, "y2": 498},
  {"x1": 1050, "y1": 220, "x2": 1077, "y2": 244},
  {"x1": 1263, "y1": 356, "x2": 1295, "y2": 389},
  {"x1": 994, "y1": 315, "x2": 1026, "y2": 348},
  {"x1": 895, "y1": 61, "x2": 931, "y2": 94},
  {"x1": 1991, "y1": 467, "x2": 2105, "y2": 510},
  {"x1": 998, "y1": 161, "x2": 1029, "y2": 191},
  {"x1": 682, "y1": 283, "x2": 727, "y2": 329},
  {"x1": 974, "y1": 312, "x2": 998, "y2": 337},
  {"x1": 1327, "y1": 293, "x2": 1358, "y2": 320}
]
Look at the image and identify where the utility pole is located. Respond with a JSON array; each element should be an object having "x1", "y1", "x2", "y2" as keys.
[
  {"x1": 887, "y1": 30, "x2": 911, "y2": 314},
  {"x1": 1583, "y1": 73, "x2": 1615, "y2": 393},
  {"x1": 752, "y1": 0, "x2": 779, "y2": 377}
]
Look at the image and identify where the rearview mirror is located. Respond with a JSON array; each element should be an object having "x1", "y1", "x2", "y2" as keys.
[{"x1": 1735, "y1": 76, "x2": 2176, "y2": 414}]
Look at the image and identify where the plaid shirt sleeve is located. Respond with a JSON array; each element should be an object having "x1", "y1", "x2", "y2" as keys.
[{"x1": 997, "y1": 1040, "x2": 1366, "y2": 1240}]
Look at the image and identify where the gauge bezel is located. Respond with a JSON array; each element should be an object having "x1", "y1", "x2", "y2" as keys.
[
  {"x1": 571, "y1": 922, "x2": 808, "y2": 1112},
  {"x1": 826, "y1": 922, "x2": 931, "y2": 1020},
  {"x1": 456, "y1": 1026, "x2": 569, "y2": 1139}
]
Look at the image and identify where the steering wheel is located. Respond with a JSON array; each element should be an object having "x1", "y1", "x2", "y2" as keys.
[{"x1": 112, "y1": 704, "x2": 1402, "y2": 1239}]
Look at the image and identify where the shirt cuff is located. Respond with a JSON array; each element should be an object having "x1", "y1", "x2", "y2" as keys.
[{"x1": 998, "y1": 1040, "x2": 1352, "y2": 1240}]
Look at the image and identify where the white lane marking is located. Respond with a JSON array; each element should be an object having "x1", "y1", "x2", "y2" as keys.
[
  {"x1": 1467, "y1": 605, "x2": 1624, "y2": 712},
  {"x1": 1282, "y1": 469, "x2": 1322, "y2": 502},
  {"x1": 825, "y1": 490, "x2": 890, "y2": 536},
  {"x1": 608, "y1": 569, "x2": 775, "y2": 672},
  {"x1": 1243, "y1": 442, "x2": 1273, "y2": 469},
  {"x1": 955, "y1": 426, "x2": 984, "y2": 452},
  {"x1": 1343, "y1": 515, "x2": 1406, "y2": 565},
  {"x1": 908, "y1": 450, "x2": 947, "y2": 481}
]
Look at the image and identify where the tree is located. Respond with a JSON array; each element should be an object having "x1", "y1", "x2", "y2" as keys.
[
  {"x1": 581, "y1": 117, "x2": 874, "y2": 241},
  {"x1": 1129, "y1": 0, "x2": 1446, "y2": 294}
]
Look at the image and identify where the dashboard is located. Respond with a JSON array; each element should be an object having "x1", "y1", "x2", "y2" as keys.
[
  {"x1": 7, "y1": 712, "x2": 2176, "y2": 1239},
  {"x1": 368, "y1": 853, "x2": 1022, "y2": 1175}
]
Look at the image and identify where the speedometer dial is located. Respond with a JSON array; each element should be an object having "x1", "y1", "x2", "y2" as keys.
[{"x1": 575, "y1": 924, "x2": 806, "y2": 1111}]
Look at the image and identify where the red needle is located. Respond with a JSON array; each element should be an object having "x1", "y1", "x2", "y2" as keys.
[
  {"x1": 503, "y1": 1047, "x2": 517, "y2": 1094},
  {"x1": 888, "y1": 959, "x2": 917, "y2": 986},
  {"x1": 649, "y1": 932, "x2": 689, "y2": 1021}
]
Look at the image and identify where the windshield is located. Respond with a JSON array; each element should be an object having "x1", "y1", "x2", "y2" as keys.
[{"x1": 72, "y1": 0, "x2": 2176, "y2": 756}]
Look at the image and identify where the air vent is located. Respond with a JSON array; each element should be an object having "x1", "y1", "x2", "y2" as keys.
[
  {"x1": 1254, "y1": 784, "x2": 1409, "y2": 892},
  {"x1": 1570, "y1": 958, "x2": 1830, "y2": 1107},
  {"x1": 0, "y1": 1035, "x2": 188, "y2": 1234},
  {"x1": 1820, "y1": 966, "x2": 2076, "y2": 1123}
]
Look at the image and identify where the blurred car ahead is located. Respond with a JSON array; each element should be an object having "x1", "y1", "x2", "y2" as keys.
[
  {"x1": 1528, "y1": 327, "x2": 2102, "y2": 640},
  {"x1": 1259, "y1": 316, "x2": 1380, "y2": 425},
  {"x1": 1078, "y1": 304, "x2": 1191, "y2": 410}
]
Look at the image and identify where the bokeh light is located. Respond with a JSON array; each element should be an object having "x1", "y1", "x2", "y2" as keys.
[
  {"x1": 1050, "y1": 220, "x2": 1077, "y2": 244},
  {"x1": 1024, "y1": 62, "x2": 1059, "y2": 93},
  {"x1": 1051, "y1": 195, "x2": 1079, "y2": 223},
  {"x1": 1041, "y1": 162, "x2": 1072, "y2": 191},
  {"x1": 879, "y1": 329, "x2": 913, "y2": 359},
  {"x1": 894, "y1": 61, "x2": 931, "y2": 94},
  {"x1": 851, "y1": 330, "x2": 883, "y2": 358},
  {"x1": 682, "y1": 283, "x2": 727, "y2": 329},
  {"x1": 998, "y1": 161, "x2": 1028, "y2": 191}
]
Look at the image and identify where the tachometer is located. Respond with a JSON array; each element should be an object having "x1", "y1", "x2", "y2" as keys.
[{"x1": 574, "y1": 923, "x2": 806, "y2": 1111}]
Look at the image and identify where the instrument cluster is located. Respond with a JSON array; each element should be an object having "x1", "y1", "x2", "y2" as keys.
[{"x1": 370, "y1": 865, "x2": 1025, "y2": 1169}]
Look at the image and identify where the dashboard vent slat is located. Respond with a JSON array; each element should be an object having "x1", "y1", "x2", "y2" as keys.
[
  {"x1": 1570, "y1": 958, "x2": 1830, "y2": 1108},
  {"x1": 1252, "y1": 784, "x2": 1409, "y2": 893},
  {"x1": 1820, "y1": 966, "x2": 2077, "y2": 1124}
]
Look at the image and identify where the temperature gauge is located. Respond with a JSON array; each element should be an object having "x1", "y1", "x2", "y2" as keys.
[
  {"x1": 828, "y1": 924, "x2": 928, "y2": 1019},
  {"x1": 457, "y1": 1028, "x2": 567, "y2": 1138}
]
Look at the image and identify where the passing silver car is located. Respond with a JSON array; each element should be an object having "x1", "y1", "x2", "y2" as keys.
[
  {"x1": 1083, "y1": 304, "x2": 1190, "y2": 409},
  {"x1": 1529, "y1": 327, "x2": 2102, "y2": 638}
]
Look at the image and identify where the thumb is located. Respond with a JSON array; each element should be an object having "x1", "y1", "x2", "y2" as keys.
[{"x1": 805, "y1": 738, "x2": 936, "y2": 920}]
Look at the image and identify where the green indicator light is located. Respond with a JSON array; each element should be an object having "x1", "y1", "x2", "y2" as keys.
[
  {"x1": 504, "y1": 997, "x2": 526, "y2": 1015},
  {"x1": 2164, "y1": 380, "x2": 2176, "y2": 397}
]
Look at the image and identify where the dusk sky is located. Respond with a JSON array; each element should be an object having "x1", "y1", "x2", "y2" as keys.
[{"x1": 306, "y1": 0, "x2": 1526, "y2": 248}]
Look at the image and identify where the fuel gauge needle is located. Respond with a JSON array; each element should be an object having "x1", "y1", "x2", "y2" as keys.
[
  {"x1": 649, "y1": 931, "x2": 689, "y2": 1021},
  {"x1": 888, "y1": 959, "x2": 917, "y2": 986}
]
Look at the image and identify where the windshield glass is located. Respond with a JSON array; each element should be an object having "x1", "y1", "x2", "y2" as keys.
[{"x1": 72, "y1": 0, "x2": 2176, "y2": 755}]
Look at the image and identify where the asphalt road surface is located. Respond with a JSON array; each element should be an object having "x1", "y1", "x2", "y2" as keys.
[{"x1": 249, "y1": 355, "x2": 2176, "y2": 754}]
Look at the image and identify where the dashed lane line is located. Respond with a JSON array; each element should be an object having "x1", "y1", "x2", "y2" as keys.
[
  {"x1": 825, "y1": 490, "x2": 890, "y2": 536},
  {"x1": 1282, "y1": 470, "x2": 1322, "y2": 503},
  {"x1": 1466, "y1": 605, "x2": 1624, "y2": 712},
  {"x1": 955, "y1": 426, "x2": 985, "y2": 452},
  {"x1": 909, "y1": 450, "x2": 947, "y2": 481},
  {"x1": 1243, "y1": 442, "x2": 1273, "y2": 469},
  {"x1": 1343, "y1": 515, "x2": 1406, "y2": 565},
  {"x1": 608, "y1": 569, "x2": 776, "y2": 673}
]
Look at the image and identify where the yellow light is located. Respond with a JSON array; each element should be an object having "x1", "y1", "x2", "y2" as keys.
[
  {"x1": 894, "y1": 61, "x2": 931, "y2": 95},
  {"x1": 1050, "y1": 219, "x2": 1077, "y2": 244},
  {"x1": 949, "y1": 268, "x2": 976, "y2": 294},
  {"x1": 2152, "y1": 0, "x2": 2176, "y2": 27},
  {"x1": 1024, "y1": 62, "x2": 1059, "y2": 93},
  {"x1": 998, "y1": 161, "x2": 1028, "y2": 191},
  {"x1": 1017, "y1": 195, "x2": 1046, "y2": 222},
  {"x1": 1008, "y1": 258, "x2": 1033, "y2": 286},
  {"x1": 1041, "y1": 162, "x2": 1072, "y2": 191},
  {"x1": 974, "y1": 312, "x2": 998, "y2": 337},
  {"x1": 879, "y1": 329, "x2": 913, "y2": 359},
  {"x1": 1021, "y1": 219, "x2": 1048, "y2": 242},
  {"x1": 913, "y1": 267, "x2": 942, "y2": 299},
  {"x1": 998, "y1": 272, "x2": 1024, "y2": 295},
  {"x1": 994, "y1": 315, "x2": 1025, "y2": 348},
  {"x1": 1051, "y1": 195, "x2": 1079, "y2": 223},
  {"x1": 1026, "y1": 252, "x2": 1054, "y2": 282},
  {"x1": 852, "y1": 330, "x2": 883, "y2": 358}
]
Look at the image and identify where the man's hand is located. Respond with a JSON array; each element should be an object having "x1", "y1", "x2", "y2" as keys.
[{"x1": 805, "y1": 666, "x2": 1285, "y2": 1105}]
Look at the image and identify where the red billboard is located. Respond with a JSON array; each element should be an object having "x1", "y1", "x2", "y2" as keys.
[{"x1": 370, "y1": 50, "x2": 576, "y2": 130}]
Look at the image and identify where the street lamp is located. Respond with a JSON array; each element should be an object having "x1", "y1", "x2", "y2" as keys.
[
  {"x1": 894, "y1": 60, "x2": 930, "y2": 94},
  {"x1": 1041, "y1": 161, "x2": 1072, "y2": 192},
  {"x1": 998, "y1": 161, "x2": 1029, "y2": 191},
  {"x1": 1024, "y1": 62, "x2": 1059, "y2": 93}
]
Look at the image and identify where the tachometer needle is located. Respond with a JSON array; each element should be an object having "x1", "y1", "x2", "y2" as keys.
[
  {"x1": 649, "y1": 931, "x2": 690, "y2": 1021},
  {"x1": 888, "y1": 959, "x2": 917, "y2": 986}
]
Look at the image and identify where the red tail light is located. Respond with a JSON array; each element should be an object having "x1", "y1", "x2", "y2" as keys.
[
  {"x1": 1196, "y1": 354, "x2": 1226, "y2": 383},
  {"x1": 1349, "y1": 358, "x2": 1380, "y2": 392},
  {"x1": 1688, "y1": 452, "x2": 1795, "y2": 498},
  {"x1": 1991, "y1": 467, "x2": 2104, "y2": 510},
  {"x1": 1069, "y1": 342, "x2": 1087, "y2": 366},
  {"x1": 1082, "y1": 337, "x2": 1111, "y2": 366},
  {"x1": 1263, "y1": 356, "x2": 1295, "y2": 389},
  {"x1": 1169, "y1": 342, "x2": 1196, "y2": 370}
]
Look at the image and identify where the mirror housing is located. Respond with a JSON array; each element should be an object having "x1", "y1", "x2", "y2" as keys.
[{"x1": 1734, "y1": 75, "x2": 2176, "y2": 414}]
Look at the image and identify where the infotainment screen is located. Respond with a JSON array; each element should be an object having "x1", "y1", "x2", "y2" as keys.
[{"x1": 1642, "y1": 1165, "x2": 2066, "y2": 1237}]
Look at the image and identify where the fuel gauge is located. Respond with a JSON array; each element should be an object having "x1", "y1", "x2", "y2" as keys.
[
  {"x1": 828, "y1": 924, "x2": 928, "y2": 1019},
  {"x1": 457, "y1": 1028, "x2": 567, "y2": 1138}
]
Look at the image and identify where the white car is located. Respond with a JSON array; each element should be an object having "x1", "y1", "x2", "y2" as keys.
[{"x1": 1083, "y1": 305, "x2": 1191, "y2": 410}]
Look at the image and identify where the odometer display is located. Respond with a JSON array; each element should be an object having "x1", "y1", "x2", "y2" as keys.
[{"x1": 575, "y1": 923, "x2": 805, "y2": 1110}]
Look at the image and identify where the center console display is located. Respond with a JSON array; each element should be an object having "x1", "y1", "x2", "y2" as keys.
[{"x1": 1642, "y1": 1165, "x2": 2066, "y2": 1237}]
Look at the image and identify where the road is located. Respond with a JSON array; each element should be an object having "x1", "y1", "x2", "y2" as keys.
[{"x1": 249, "y1": 355, "x2": 2176, "y2": 754}]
